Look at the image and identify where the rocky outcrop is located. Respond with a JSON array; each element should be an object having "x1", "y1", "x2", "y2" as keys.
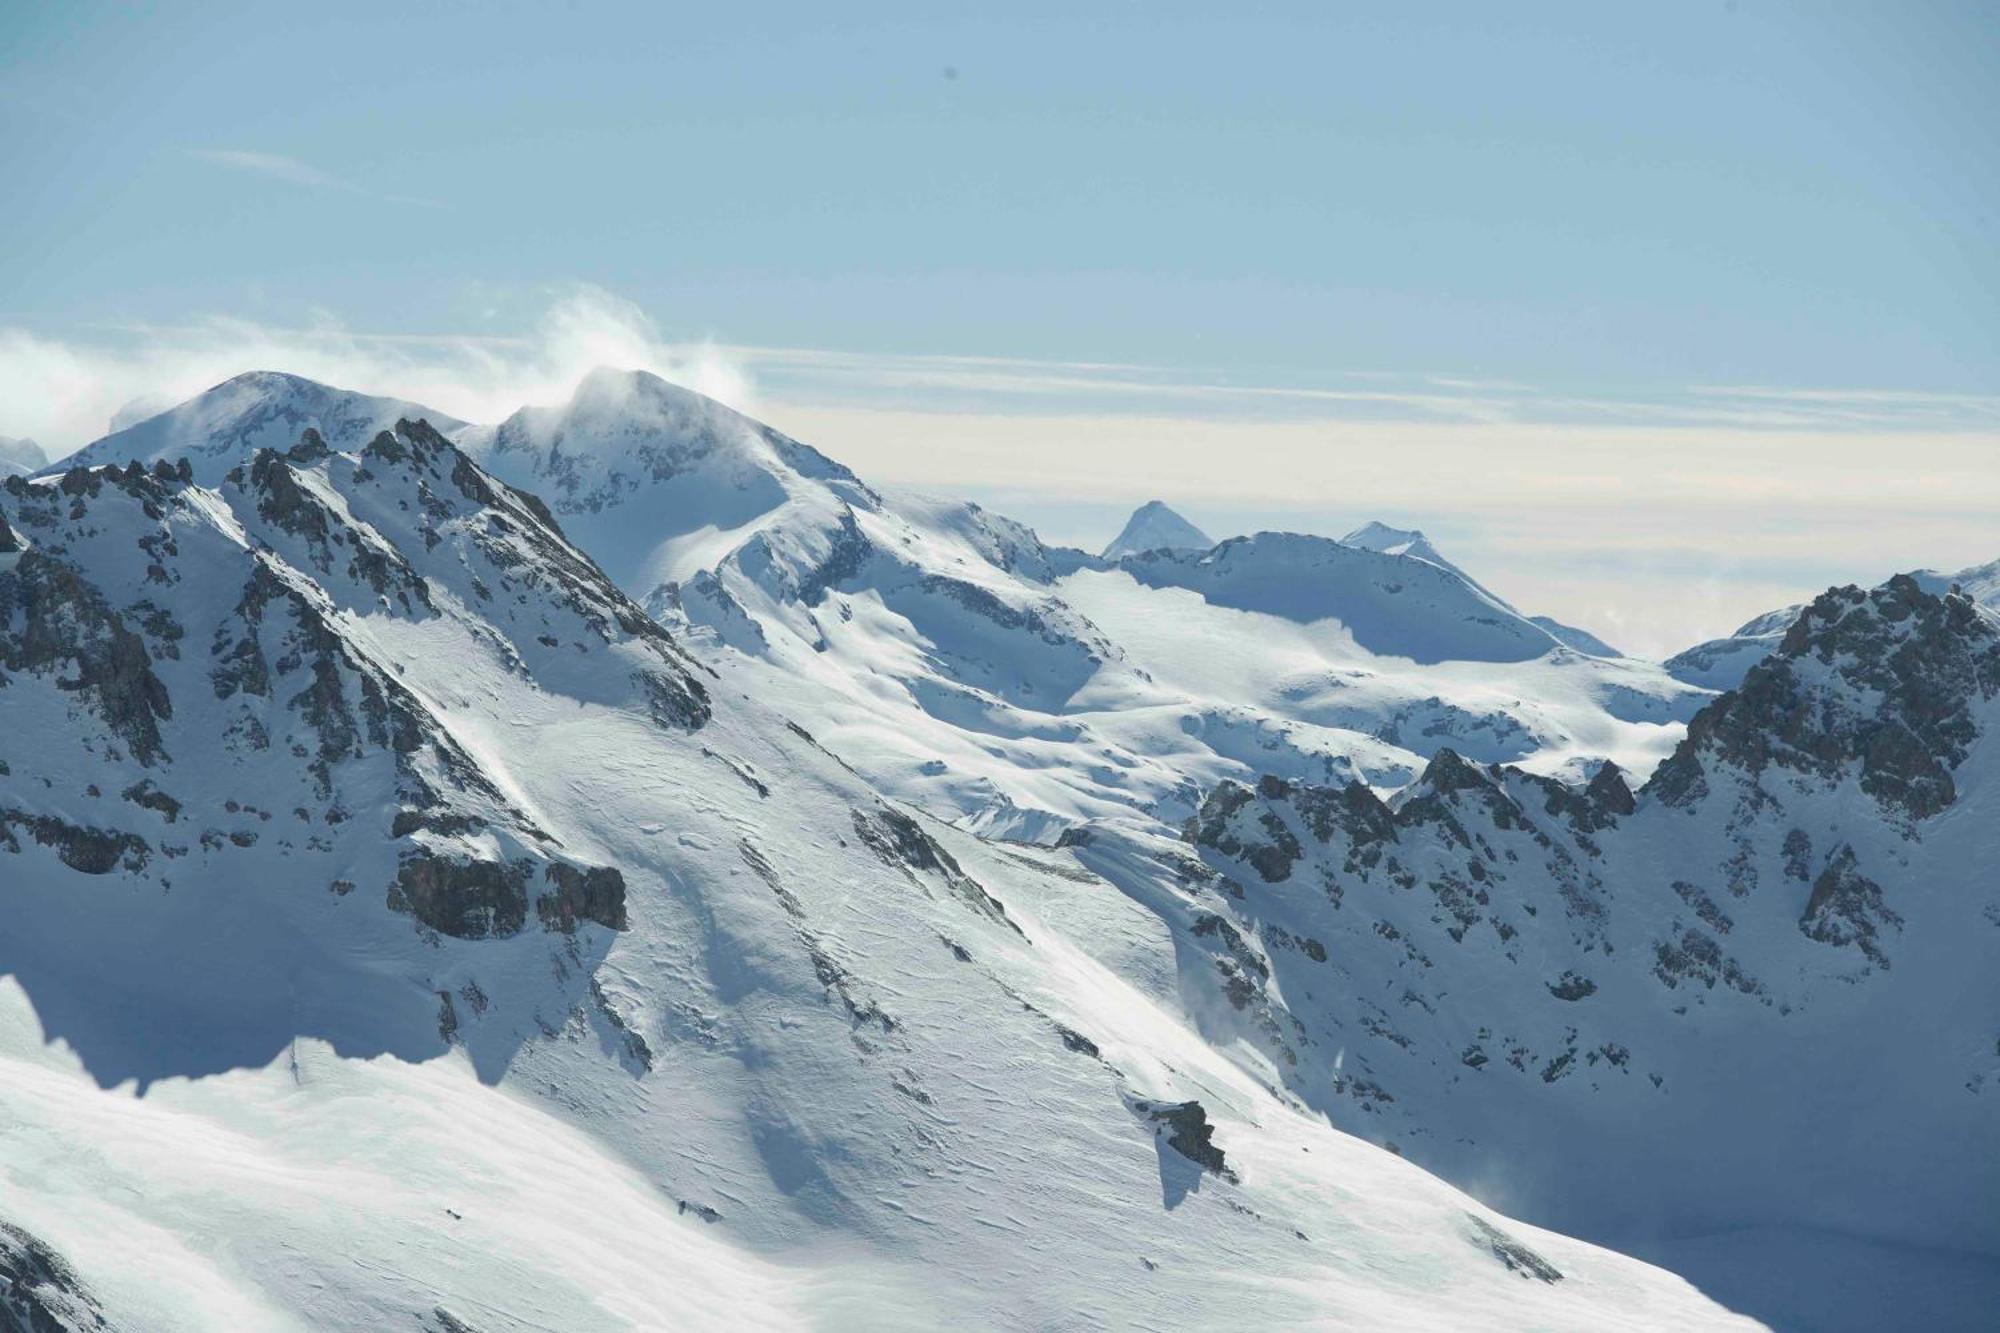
[
  {"x1": 1650, "y1": 577, "x2": 1999, "y2": 819},
  {"x1": 389, "y1": 853, "x2": 532, "y2": 940},
  {"x1": 0, "y1": 811, "x2": 149, "y2": 876},
  {"x1": 539, "y1": 863, "x2": 628, "y2": 932},
  {"x1": 852, "y1": 806, "x2": 1019, "y2": 933},
  {"x1": 0, "y1": 550, "x2": 172, "y2": 767},
  {"x1": 389, "y1": 852, "x2": 629, "y2": 940},
  {"x1": 1800, "y1": 844, "x2": 1899, "y2": 968},
  {"x1": 1133, "y1": 1098, "x2": 1230, "y2": 1175},
  {"x1": 0, "y1": 1220, "x2": 111, "y2": 1332}
]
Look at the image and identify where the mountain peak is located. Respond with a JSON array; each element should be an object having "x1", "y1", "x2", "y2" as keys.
[
  {"x1": 59, "y1": 370, "x2": 465, "y2": 482},
  {"x1": 1102, "y1": 500, "x2": 1213, "y2": 560},
  {"x1": 1341, "y1": 521, "x2": 1450, "y2": 568}
]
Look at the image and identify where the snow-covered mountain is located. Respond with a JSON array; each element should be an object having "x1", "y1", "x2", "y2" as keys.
[
  {"x1": 24, "y1": 366, "x2": 1999, "y2": 1328},
  {"x1": 0, "y1": 427, "x2": 1752, "y2": 1329},
  {"x1": 1102, "y1": 499, "x2": 1213, "y2": 559},
  {"x1": 0, "y1": 435, "x2": 43, "y2": 477}
]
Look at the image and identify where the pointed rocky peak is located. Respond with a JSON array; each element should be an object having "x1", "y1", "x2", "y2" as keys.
[
  {"x1": 1584, "y1": 761, "x2": 1636, "y2": 817},
  {"x1": 1102, "y1": 500, "x2": 1213, "y2": 560},
  {"x1": 60, "y1": 370, "x2": 465, "y2": 484},
  {"x1": 1412, "y1": 747, "x2": 1499, "y2": 797}
]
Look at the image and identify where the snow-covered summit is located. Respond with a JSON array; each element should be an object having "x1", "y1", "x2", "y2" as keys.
[
  {"x1": 1102, "y1": 499, "x2": 1213, "y2": 560},
  {"x1": 459, "y1": 367, "x2": 871, "y2": 596},
  {"x1": 1342, "y1": 520, "x2": 1456, "y2": 570},
  {"x1": 1344, "y1": 520, "x2": 1620, "y2": 657},
  {"x1": 60, "y1": 370, "x2": 466, "y2": 483}
]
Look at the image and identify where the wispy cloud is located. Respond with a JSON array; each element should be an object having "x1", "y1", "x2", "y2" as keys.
[
  {"x1": 714, "y1": 345, "x2": 2000, "y2": 434},
  {"x1": 188, "y1": 148, "x2": 440, "y2": 208}
]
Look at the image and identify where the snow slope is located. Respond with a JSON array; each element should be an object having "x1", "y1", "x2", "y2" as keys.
[
  {"x1": 0, "y1": 435, "x2": 1751, "y2": 1330},
  {"x1": 1102, "y1": 499, "x2": 1213, "y2": 559}
]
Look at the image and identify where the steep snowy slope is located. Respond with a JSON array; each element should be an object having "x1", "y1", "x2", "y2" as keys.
[
  {"x1": 1102, "y1": 499, "x2": 1213, "y2": 559},
  {"x1": 59, "y1": 370, "x2": 467, "y2": 483},
  {"x1": 1080, "y1": 575, "x2": 2000, "y2": 1330},
  {"x1": 0, "y1": 435, "x2": 1751, "y2": 1329}
]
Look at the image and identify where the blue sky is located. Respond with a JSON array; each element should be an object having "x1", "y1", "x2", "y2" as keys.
[{"x1": 3, "y1": 2, "x2": 1995, "y2": 652}]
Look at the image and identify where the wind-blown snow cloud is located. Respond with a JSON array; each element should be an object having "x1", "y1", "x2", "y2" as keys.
[{"x1": 0, "y1": 286, "x2": 752, "y2": 455}]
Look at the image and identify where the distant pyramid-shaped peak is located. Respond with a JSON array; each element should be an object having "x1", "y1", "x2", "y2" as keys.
[{"x1": 1103, "y1": 500, "x2": 1213, "y2": 560}]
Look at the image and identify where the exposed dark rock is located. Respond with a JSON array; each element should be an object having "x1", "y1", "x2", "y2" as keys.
[
  {"x1": 1546, "y1": 971, "x2": 1597, "y2": 1001},
  {"x1": 0, "y1": 810, "x2": 149, "y2": 875},
  {"x1": 1056, "y1": 1024, "x2": 1101, "y2": 1058},
  {"x1": 389, "y1": 854, "x2": 530, "y2": 939},
  {"x1": 1801, "y1": 844, "x2": 1900, "y2": 968},
  {"x1": 1585, "y1": 761, "x2": 1635, "y2": 817},
  {"x1": 422, "y1": 1308, "x2": 483, "y2": 1333},
  {"x1": 1649, "y1": 577, "x2": 1999, "y2": 819},
  {"x1": 1653, "y1": 927, "x2": 1762, "y2": 995},
  {"x1": 1465, "y1": 1214, "x2": 1563, "y2": 1283},
  {"x1": 1134, "y1": 1099, "x2": 1229, "y2": 1175},
  {"x1": 0, "y1": 1219, "x2": 111, "y2": 1331},
  {"x1": 852, "y1": 806, "x2": 1020, "y2": 933},
  {"x1": 1291, "y1": 781, "x2": 1398, "y2": 847},
  {"x1": 118, "y1": 781, "x2": 180, "y2": 823},
  {"x1": 795, "y1": 507, "x2": 873, "y2": 605},
  {"x1": 1185, "y1": 781, "x2": 1303, "y2": 882},
  {"x1": 538, "y1": 863, "x2": 628, "y2": 932},
  {"x1": 0, "y1": 551, "x2": 172, "y2": 765}
]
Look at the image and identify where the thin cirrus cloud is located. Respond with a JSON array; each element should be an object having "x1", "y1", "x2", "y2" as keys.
[
  {"x1": 188, "y1": 147, "x2": 440, "y2": 209},
  {"x1": 1, "y1": 285, "x2": 1993, "y2": 655}
]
